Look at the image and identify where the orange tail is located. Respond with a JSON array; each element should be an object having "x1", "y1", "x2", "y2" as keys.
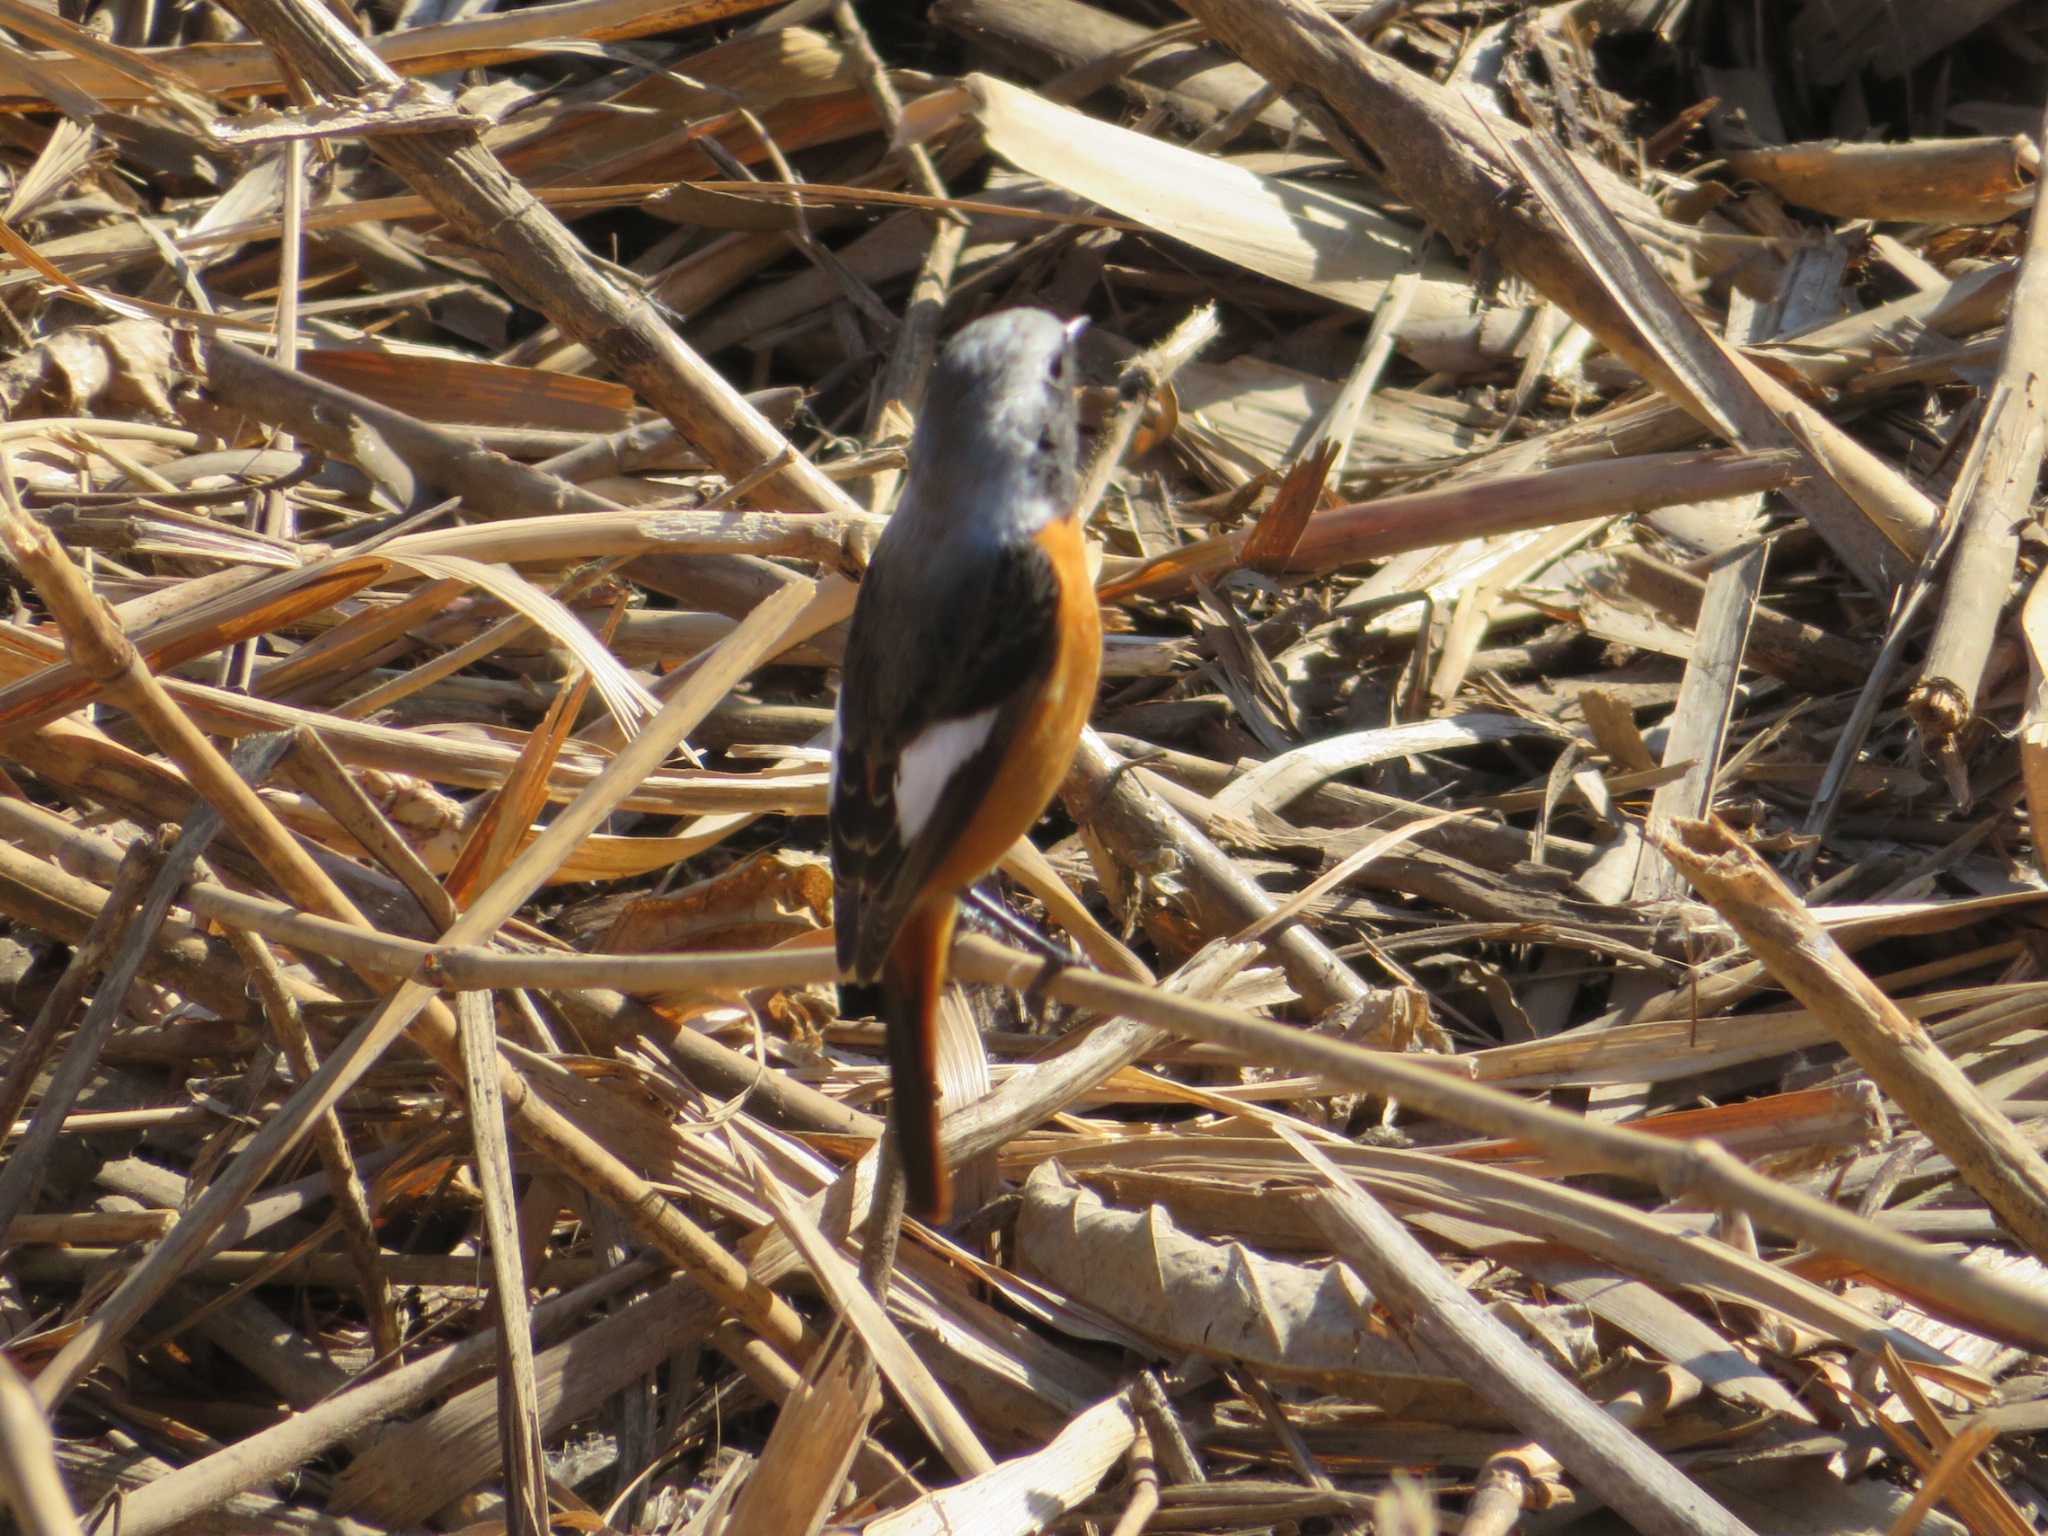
[{"x1": 880, "y1": 899, "x2": 956, "y2": 1223}]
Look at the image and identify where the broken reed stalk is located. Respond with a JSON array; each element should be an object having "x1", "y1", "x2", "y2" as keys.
[
  {"x1": 833, "y1": 0, "x2": 967, "y2": 516},
  {"x1": 1910, "y1": 95, "x2": 2048, "y2": 749},
  {"x1": 1075, "y1": 302, "x2": 1222, "y2": 525},
  {"x1": 1064, "y1": 729, "x2": 1373, "y2": 1012},
  {"x1": 456, "y1": 989, "x2": 548, "y2": 1536},
  {"x1": 194, "y1": 325, "x2": 621, "y2": 518},
  {"x1": 1495, "y1": 127, "x2": 1929, "y2": 586},
  {"x1": 1657, "y1": 818, "x2": 2048, "y2": 1263},
  {"x1": 1496, "y1": 126, "x2": 1847, "y2": 539},
  {"x1": 38, "y1": 785, "x2": 2048, "y2": 1357},
  {"x1": 0, "y1": 1352, "x2": 83, "y2": 1536},
  {"x1": 1724, "y1": 135, "x2": 2037, "y2": 224},
  {"x1": 214, "y1": 0, "x2": 862, "y2": 523},
  {"x1": 1630, "y1": 542, "x2": 1765, "y2": 903},
  {"x1": 196, "y1": 336, "x2": 825, "y2": 626},
  {"x1": 1462, "y1": 1368, "x2": 1701, "y2": 1536},
  {"x1": 1173, "y1": 0, "x2": 1928, "y2": 593},
  {"x1": 1281, "y1": 1126, "x2": 1758, "y2": 1536},
  {"x1": 0, "y1": 499, "x2": 817, "y2": 1408},
  {"x1": 945, "y1": 936, "x2": 2048, "y2": 1351},
  {"x1": 0, "y1": 836, "x2": 158, "y2": 1155},
  {"x1": 1044, "y1": 302, "x2": 1361, "y2": 1017},
  {"x1": 92, "y1": 1261, "x2": 657, "y2": 1536},
  {"x1": 0, "y1": 833, "x2": 174, "y2": 1239},
  {"x1": 0, "y1": 792, "x2": 876, "y2": 1139},
  {"x1": 1105, "y1": 1423, "x2": 1162, "y2": 1536},
  {"x1": 213, "y1": 857, "x2": 403, "y2": 1362},
  {"x1": 278, "y1": 723, "x2": 460, "y2": 927},
  {"x1": 760, "y1": 1176, "x2": 995, "y2": 1478},
  {"x1": 198, "y1": 730, "x2": 399, "y2": 1359},
  {"x1": 719, "y1": 1326, "x2": 879, "y2": 1536}
]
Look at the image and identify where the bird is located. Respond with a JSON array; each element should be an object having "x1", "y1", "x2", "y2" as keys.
[{"x1": 830, "y1": 308, "x2": 1102, "y2": 1223}]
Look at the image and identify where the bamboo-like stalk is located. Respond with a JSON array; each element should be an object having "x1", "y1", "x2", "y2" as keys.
[
  {"x1": 1175, "y1": 0, "x2": 1931, "y2": 592},
  {"x1": 457, "y1": 989, "x2": 548, "y2": 1536},
  {"x1": 1657, "y1": 818, "x2": 2048, "y2": 1263},
  {"x1": 0, "y1": 1355, "x2": 83, "y2": 1536},
  {"x1": 215, "y1": 903, "x2": 2048, "y2": 1346},
  {"x1": 0, "y1": 838, "x2": 157, "y2": 1155},
  {"x1": 0, "y1": 794, "x2": 879, "y2": 1138},
  {"x1": 1723, "y1": 135, "x2": 2037, "y2": 225},
  {"x1": 1912, "y1": 97, "x2": 2048, "y2": 752},
  {"x1": 0, "y1": 0, "x2": 777, "y2": 102},
  {"x1": 37, "y1": 802, "x2": 2038, "y2": 1346},
  {"x1": 1096, "y1": 448, "x2": 1800, "y2": 600},
  {"x1": 1065, "y1": 730, "x2": 1371, "y2": 1012},
  {"x1": 1630, "y1": 542, "x2": 1764, "y2": 902},
  {"x1": 720, "y1": 1327, "x2": 879, "y2": 1536},
  {"x1": 947, "y1": 935, "x2": 2048, "y2": 1352},
  {"x1": 1281, "y1": 1126, "x2": 1756, "y2": 1536},
  {"x1": 213, "y1": 0, "x2": 861, "y2": 523},
  {"x1": 0, "y1": 501, "x2": 818, "y2": 1409}
]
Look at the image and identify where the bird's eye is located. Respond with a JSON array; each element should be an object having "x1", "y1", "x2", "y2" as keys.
[
  {"x1": 1048, "y1": 354, "x2": 1065, "y2": 382},
  {"x1": 1037, "y1": 431, "x2": 1054, "y2": 454}
]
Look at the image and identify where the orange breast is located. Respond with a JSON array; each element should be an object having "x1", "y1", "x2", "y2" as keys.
[{"x1": 927, "y1": 513, "x2": 1101, "y2": 895}]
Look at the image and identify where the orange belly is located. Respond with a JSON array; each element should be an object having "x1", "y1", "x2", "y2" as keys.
[{"x1": 927, "y1": 513, "x2": 1101, "y2": 895}]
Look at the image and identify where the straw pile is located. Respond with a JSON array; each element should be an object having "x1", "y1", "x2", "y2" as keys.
[{"x1": 2, "y1": 2, "x2": 2047, "y2": 1534}]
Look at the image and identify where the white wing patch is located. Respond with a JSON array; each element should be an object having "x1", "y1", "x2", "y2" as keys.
[{"x1": 894, "y1": 707, "x2": 999, "y2": 840}]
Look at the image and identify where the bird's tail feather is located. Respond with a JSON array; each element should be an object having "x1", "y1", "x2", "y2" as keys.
[{"x1": 880, "y1": 899, "x2": 956, "y2": 1223}]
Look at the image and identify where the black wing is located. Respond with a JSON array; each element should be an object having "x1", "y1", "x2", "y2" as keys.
[{"x1": 831, "y1": 536, "x2": 1061, "y2": 979}]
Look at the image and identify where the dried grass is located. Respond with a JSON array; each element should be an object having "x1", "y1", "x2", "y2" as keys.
[{"x1": 2, "y1": 2, "x2": 2048, "y2": 1534}]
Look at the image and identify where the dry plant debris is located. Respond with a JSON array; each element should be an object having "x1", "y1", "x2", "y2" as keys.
[{"x1": 4, "y1": 0, "x2": 2048, "y2": 1533}]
